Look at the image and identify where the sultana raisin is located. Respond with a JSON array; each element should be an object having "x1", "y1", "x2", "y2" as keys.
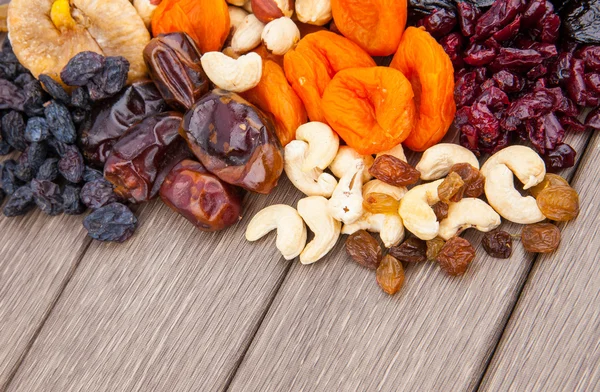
[
  {"x1": 436, "y1": 236, "x2": 476, "y2": 276},
  {"x1": 345, "y1": 230, "x2": 382, "y2": 270},
  {"x1": 426, "y1": 237, "x2": 446, "y2": 261},
  {"x1": 521, "y1": 223, "x2": 561, "y2": 253},
  {"x1": 448, "y1": 162, "x2": 485, "y2": 198},
  {"x1": 536, "y1": 185, "x2": 579, "y2": 222},
  {"x1": 529, "y1": 173, "x2": 570, "y2": 198},
  {"x1": 389, "y1": 237, "x2": 427, "y2": 263},
  {"x1": 376, "y1": 254, "x2": 405, "y2": 295},
  {"x1": 482, "y1": 229, "x2": 513, "y2": 259},
  {"x1": 432, "y1": 201, "x2": 449, "y2": 221},
  {"x1": 369, "y1": 154, "x2": 420, "y2": 187},
  {"x1": 363, "y1": 192, "x2": 400, "y2": 215},
  {"x1": 438, "y1": 171, "x2": 465, "y2": 203}
]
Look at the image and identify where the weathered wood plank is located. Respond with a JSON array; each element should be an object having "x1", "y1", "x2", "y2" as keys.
[
  {"x1": 479, "y1": 131, "x2": 600, "y2": 392},
  {"x1": 6, "y1": 179, "x2": 302, "y2": 392},
  {"x1": 227, "y1": 131, "x2": 592, "y2": 392}
]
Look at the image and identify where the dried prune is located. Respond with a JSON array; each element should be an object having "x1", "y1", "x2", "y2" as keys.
[
  {"x1": 60, "y1": 51, "x2": 106, "y2": 87},
  {"x1": 87, "y1": 56, "x2": 130, "y2": 101},
  {"x1": 3, "y1": 185, "x2": 35, "y2": 217},
  {"x1": 426, "y1": 237, "x2": 446, "y2": 261},
  {"x1": 1, "y1": 159, "x2": 21, "y2": 195},
  {"x1": 2, "y1": 110, "x2": 27, "y2": 151},
  {"x1": 529, "y1": 173, "x2": 570, "y2": 197},
  {"x1": 58, "y1": 145, "x2": 84, "y2": 183},
  {"x1": 376, "y1": 254, "x2": 404, "y2": 295},
  {"x1": 482, "y1": 230, "x2": 513, "y2": 258},
  {"x1": 345, "y1": 230, "x2": 382, "y2": 270},
  {"x1": 363, "y1": 192, "x2": 400, "y2": 215},
  {"x1": 80, "y1": 178, "x2": 119, "y2": 210},
  {"x1": 36, "y1": 158, "x2": 59, "y2": 182},
  {"x1": 62, "y1": 185, "x2": 85, "y2": 215},
  {"x1": 24, "y1": 117, "x2": 50, "y2": 143},
  {"x1": 369, "y1": 155, "x2": 420, "y2": 187},
  {"x1": 389, "y1": 237, "x2": 427, "y2": 263},
  {"x1": 432, "y1": 201, "x2": 449, "y2": 221},
  {"x1": 83, "y1": 202, "x2": 137, "y2": 243},
  {"x1": 438, "y1": 172, "x2": 465, "y2": 203},
  {"x1": 44, "y1": 101, "x2": 76, "y2": 144},
  {"x1": 543, "y1": 143, "x2": 576, "y2": 172},
  {"x1": 104, "y1": 112, "x2": 190, "y2": 203},
  {"x1": 160, "y1": 159, "x2": 243, "y2": 231},
  {"x1": 521, "y1": 223, "x2": 561, "y2": 253},
  {"x1": 180, "y1": 90, "x2": 284, "y2": 194},
  {"x1": 80, "y1": 81, "x2": 167, "y2": 166},
  {"x1": 82, "y1": 166, "x2": 104, "y2": 183},
  {"x1": 144, "y1": 32, "x2": 209, "y2": 110},
  {"x1": 31, "y1": 179, "x2": 63, "y2": 216},
  {"x1": 38, "y1": 74, "x2": 70, "y2": 104},
  {"x1": 0, "y1": 79, "x2": 25, "y2": 111},
  {"x1": 536, "y1": 185, "x2": 579, "y2": 221},
  {"x1": 449, "y1": 163, "x2": 485, "y2": 198},
  {"x1": 436, "y1": 236, "x2": 476, "y2": 276}
]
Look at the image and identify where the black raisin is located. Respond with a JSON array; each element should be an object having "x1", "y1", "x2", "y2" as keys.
[
  {"x1": 3, "y1": 184, "x2": 35, "y2": 217},
  {"x1": 82, "y1": 166, "x2": 104, "y2": 182},
  {"x1": 1, "y1": 159, "x2": 22, "y2": 195},
  {"x1": 83, "y1": 202, "x2": 137, "y2": 242},
  {"x1": 0, "y1": 187, "x2": 4, "y2": 205},
  {"x1": 36, "y1": 158, "x2": 59, "y2": 181},
  {"x1": 58, "y1": 145, "x2": 84, "y2": 183},
  {"x1": 80, "y1": 178, "x2": 118, "y2": 209},
  {"x1": 44, "y1": 100, "x2": 76, "y2": 144},
  {"x1": 14, "y1": 73, "x2": 35, "y2": 87},
  {"x1": 46, "y1": 137, "x2": 69, "y2": 156},
  {"x1": 22, "y1": 80, "x2": 46, "y2": 117},
  {"x1": 60, "y1": 51, "x2": 106, "y2": 87},
  {"x1": 0, "y1": 79, "x2": 26, "y2": 111},
  {"x1": 70, "y1": 87, "x2": 90, "y2": 109},
  {"x1": 71, "y1": 108, "x2": 88, "y2": 125},
  {"x1": 24, "y1": 117, "x2": 50, "y2": 143},
  {"x1": 87, "y1": 56, "x2": 130, "y2": 101},
  {"x1": 31, "y1": 179, "x2": 63, "y2": 215},
  {"x1": 17, "y1": 142, "x2": 48, "y2": 178},
  {"x1": 0, "y1": 140, "x2": 12, "y2": 155},
  {"x1": 39, "y1": 74, "x2": 70, "y2": 104},
  {"x1": 62, "y1": 184, "x2": 85, "y2": 215},
  {"x1": 1, "y1": 110, "x2": 27, "y2": 151}
]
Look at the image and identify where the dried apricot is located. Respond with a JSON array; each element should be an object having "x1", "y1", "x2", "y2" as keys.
[
  {"x1": 536, "y1": 185, "x2": 580, "y2": 222},
  {"x1": 331, "y1": 0, "x2": 407, "y2": 56},
  {"x1": 242, "y1": 60, "x2": 307, "y2": 147},
  {"x1": 152, "y1": 0, "x2": 230, "y2": 54},
  {"x1": 529, "y1": 173, "x2": 570, "y2": 198},
  {"x1": 363, "y1": 192, "x2": 400, "y2": 214},
  {"x1": 283, "y1": 31, "x2": 376, "y2": 123},
  {"x1": 376, "y1": 254, "x2": 405, "y2": 295},
  {"x1": 522, "y1": 223, "x2": 561, "y2": 253},
  {"x1": 390, "y1": 26, "x2": 456, "y2": 152},
  {"x1": 322, "y1": 67, "x2": 416, "y2": 154},
  {"x1": 368, "y1": 154, "x2": 420, "y2": 186}
]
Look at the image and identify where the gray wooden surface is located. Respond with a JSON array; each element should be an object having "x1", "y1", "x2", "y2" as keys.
[{"x1": 480, "y1": 131, "x2": 600, "y2": 392}]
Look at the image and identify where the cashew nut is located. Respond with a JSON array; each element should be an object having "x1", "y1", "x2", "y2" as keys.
[
  {"x1": 231, "y1": 14, "x2": 265, "y2": 54},
  {"x1": 297, "y1": 196, "x2": 341, "y2": 264},
  {"x1": 222, "y1": 47, "x2": 241, "y2": 59},
  {"x1": 416, "y1": 143, "x2": 480, "y2": 180},
  {"x1": 246, "y1": 204, "x2": 307, "y2": 260},
  {"x1": 284, "y1": 140, "x2": 337, "y2": 197},
  {"x1": 480, "y1": 145, "x2": 546, "y2": 190},
  {"x1": 228, "y1": 6, "x2": 250, "y2": 34},
  {"x1": 295, "y1": 122, "x2": 339, "y2": 171},
  {"x1": 438, "y1": 198, "x2": 501, "y2": 240},
  {"x1": 226, "y1": 0, "x2": 246, "y2": 6},
  {"x1": 261, "y1": 17, "x2": 300, "y2": 56},
  {"x1": 342, "y1": 213, "x2": 405, "y2": 248},
  {"x1": 398, "y1": 179, "x2": 444, "y2": 240},
  {"x1": 329, "y1": 146, "x2": 374, "y2": 183},
  {"x1": 376, "y1": 143, "x2": 407, "y2": 162},
  {"x1": 201, "y1": 52, "x2": 262, "y2": 93},
  {"x1": 295, "y1": 0, "x2": 332, "y2": 26},
  {"x1": 362, "y1": 179, "x2": 407, "y2": 201},
  {"x1": 327, "y1": 159, "x2": 364, "y2": 224}
]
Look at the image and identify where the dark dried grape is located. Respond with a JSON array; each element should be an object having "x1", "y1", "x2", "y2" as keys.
[
  {"x1": 62, "y1": 185, "x2": 86, "y2": 215},
  {"x1": 432, "y1": 201, "x2": 449, "y2": 221},
  {"x1": 14, "y1": 73, "x2": 34, "y2": 87},
  {"x1": 2, "y1": 110, "x2": 27, "y2": 151},
  {"x1": 87, "y1": 56, "x2": 130, "y2": 101},
  {"x1": 456, "y1": 1, "x2": 480, "y2": 37},
  {"x1": 0, "y1": 140, "x2": 12, "y2": 155},
  {"x1": 16, "y1": 142, "x2": 47, "y2": 181},
  {"x1": 369, "y1": 155, "x2": 420, "y2": 187},
  {"x1": 1, "y1": 159, "x2": 21, "y2": 195},
  {"x1": 426, "y1": 237, "x2": 445, "y2": 261},
  {"x1": 436, "y1": 237, "x2": 476, "y2": 276},
  {"x1": 0, "y1": 187, "x2": 4, "y2": 205},
  {"x1": 60, "y1": 51, "x2": 106, "y2": 86},
  {"x1": 70, "y1": 87, "x2": 90, "y2": 109},
  {"x1": 345, "y1": 230, "x2": 382, "y2": 269},
  {"x1": 44, "y1": 101, "x2": 76, "y2": 144},
  {"x1": 22, "y1": 80, "x2": 46, "y2": 117},
  {"x1": 80, "y1": 178, "x2": 119, "y2": 210},
  {"x1": 38, "y1": 74, "x2": 70, "y2": 104},
  {"x1": 0, "y1": 79, "x2": 25, "y2": 111},
  {"x1": 543, "y1": 143, "x2": 576, "y2": 172},
  {"x1": 562, "y1": 0, "x2": 600, "y2": 45},
  {"x1": 3, "y1": 185, "x2": 35, "y2": 217},
  {"x1": 36, "y1": 158, "x2": 59, "y2": 181},
  {"x1": 449, "y1": 163, "x2": 485, "y2": 198},
  {"x1": 482, "y1": 230, "x2": 513, "y2": 258},
  {"x1": 46, "y1": 137, "x2": 69, "y2": 157},
  {"x1": 71, "y1": 108, "x2": 88, "y2": 125},
  {"x1": 83, "y1": 202, "x2": 137, "y2": 242},
  {"x1": 376, "y1": 254, "x2": 404, "y2": 295},
  {"x1": 389, "y1": 237, "x2": 427, "y2": 263},
  {"x1": 24, "y1": 117, "x2": 50, "y2": 143},
  {"x1": 82, "y1": 166, "x2": 104, "y2": 182},
  {"x1": 521, "y1": 223, "x2": 560, "y2": 253},
  {"x1": 58, "y1": 145, "x2": 84, "y2": 183},
  {"x1": 31, "y1": 179, "x2": 63, "y2": 216}
]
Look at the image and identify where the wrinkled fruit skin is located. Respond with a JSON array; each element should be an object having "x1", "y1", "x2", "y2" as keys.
[
  {"x1": 376, "y1": 254, "x2": 405, "y2": 295},
  {"x1": 159, "y1": 159, "x2": 243, "y2": 231},
  {"x1": 104, "y1": 112, "x2": 190, "y2": 203},
  {"x1": 81, "y1": 179, "x2": 119, "y2": 210},
  {"x1": 368, "y1": 154, "x2": 420, "y2": 187},
  {"x1": 80, "y1": 81, "x2": 167, "y2": 166},
  {"x1": 62, "y1": 185, "x2": 85, "y2": 215},
  {"x1": 83, "y1": 203, "x2": 137, "y2": 243},
  {"x1": 180, "y1": 89, "x2": 284, "y2": 194},
  {"x1": 58, "y1": 145, "x2": 84, "y2": 184},
  {"x1": 482, "y1": 229, "x2": 512, "y2": 259},
  {"x1": 389, "y1": 237, "x2": 427, "y2": 263},
  {"x1": 522, "y1": 223, "x2": 561, "y2": 253},
  {"x1": 529, "y1": 173, "x2": 570, "y2": 198},
  {"x1": 436, "y1": 236, "x2": 476, "y2": 276},
  {"x1": 144, "y1": 32, "x2": 209, "y2": 111},
  {"x1": 449, "y1": 162, "x2": 485, "y2": 198},
  {"x1": 3, "y1": 185, "x2": 35, "y2": 217},
  {"x1": 322, "y1": 67, "x2": 417, "y2": 155},
  {"x1": 562, "y1": 0, "x2": 600, "y2": 44},
  {"x1": 30, "y1": 179, "x2": 63, "y2": 216},
  {"x1": 345, "y1": 230, "x2": 382, "y2": 269},
  {"x1": 426, "y1": 237, "x2": 446, "y2": 261},
  {"x1": 432, "y1": 201, "x2": 449, "y2": 221},
  {"x1": 536, "y1": 185, "x2": 580, "y2": 222},
  {"x1": 438, "y1": 171, "x2": 465, "y2": 203}
]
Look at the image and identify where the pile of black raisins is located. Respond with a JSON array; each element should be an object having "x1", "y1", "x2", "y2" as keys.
[{"x1": 0, "y1": 40, "x2": 137, "y2": 243}]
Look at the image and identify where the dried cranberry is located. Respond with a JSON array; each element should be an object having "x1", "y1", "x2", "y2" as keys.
[
  {"x1": 474, "y1": 0, "x2": 525, "y2": 40},
  {"x1": 543, "y1": 143, "x2": 576, "y2": 172},
  {"x1": 469, "y1": 102, "x2": 500, "y2": 144},
  {"x1": 456, "y1": 1, "x2": 480, "y2": 37},
  {"x1": 464, "y1": 42, "x2": 497, "y2": 66},
  {"x1": 459, "y1": 124, "x2": 479, "y2": 153},
  {"x1": 559, "y1": 115, "x2": 586, "y2": 132},
  {"x1": 528, "y1": 42, "x2": 558, "y2": 59},
  {"x1": 522, "y1": 0, "x2": 548, "y2": 28},
  {"x1": 492, "y1": 14, "x2": 521, "y2": 42},
  {"x1": 492, "y1": 70, "x2": 524, "y2": 93},
  {"x1": 585, "y1": 107, "x2": 600, "y2": 130},
  {"x1": 420, "y1": 8, "x2": 457, "y2": 37},
  {"x1": 454, "y1": 71, "x2": 478, "y2": 107},
  {"x1": 577, "y1": 46, "x2": 600, "y2": 72},
  {"x1": 567, "y1": 58, "x2": 589, "y2": 106},
  {"x1": 538, "y1": 13, "x2": 560, "y2": 43},
  {"x1": 527, "y1": 64, "x2": 548, "y2": 80},
  {"x1": 548, "y1": 52, "x2": 573, "y2": 86},
  {"x1": 585, "y1": 73, "x2": 600, "y2": 94},
  {"x1": 440, "y1": 32, "x2": 465, "y2": 68},
  {"x1": 476, "y1": 87, "x2": 509, "y2": 112},
  {"x1": 492, "y1": 48, "x2": 544, "y2": 71}
]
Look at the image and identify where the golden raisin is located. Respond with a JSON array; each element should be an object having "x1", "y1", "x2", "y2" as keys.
[
  {"x1": 345, "y1": 230, "x2": 382, "y2": 270},
  {"x1": 389, "y1": 237, "x2": 427, "y2": 263},
  {"x1": 426, "y1": 237, "x2": 446, "y2": 261},
  {"x1": 438, "y1": 172, "x2": 465, "y2": 203},
  {"x1": 368, "y1": 154, "x2": 420, "y2": 187},
  {"x1": 529, "y1": 173, "x2": 570, "y2": 198},
  {"x1": 449, "y1": 162, "x2": 485, "y2": 198},
  {"x1": 536, "y1": 185, "x2": 579, "y2": 222},
  {"x1": 436, "y1": 237, "x2": 476, "y2": 276},
  {"x1": 432, "y1": 201, "x2": 449, "y2": 221},
  {"x1": 363, "y1": 192, "x2": 400, "y2": 214},
  {"x1": 376, "y1": 254, "x2": 405, "y2": 295},
  {"x1": 521, "y1": 223, "x2": 561, "y2": 253}
]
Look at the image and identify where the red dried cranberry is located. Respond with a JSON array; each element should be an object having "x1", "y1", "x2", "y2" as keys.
[
  {"x1": 474, "y1": 67, "x2": 488, "y2": 83},
  {"x1": 474, "y1": 0, "x2": 526, "y2": 40},
  {"x1": 548, "y1": 52, "x2": 573, "y2": 86},
  {"x1": 585, "y1": 73, "x2": 600, "y2": 93},
  {"x1": 538, "y1": 13, "x2": 560, "y2": 43},
  {"x1": 469, "y1": 102, "x2": 500, "y2": 144},
  {"x1": 420, "y1": 8, "x2": 457, "y2": 37},
  {"x1": 456, "y1": 1, "x2": 480, "y2": 37},
  {"x1": 492, "y1": 48, "x2": 544, "y2": 71},
  {"x1": 522, "y1": 0, "x2": 549, "y2": 28},
  {"x1": 454, "y1": 71, "x2": 478, "y2": 107},
  {"x1": 492, "y1": 70, "x2": 524, "y2": 93},
  {"x1": 527, "y1": 64, "x2": 549, "y2": 79},
  {"x1": 459, "y1": 124, "x2": 480, "y2": 153},
  {"x1": 567, "y1": 58, "x2": 589, "y2": 106},
  {"x1": 464, "y1": 42, "x2": 497, "y2": 66},
  {"x1": 577, "y1": 46, "x2": 600, "y2": 72},
  {"x1": 440, "y1": 32, "x2": 465, "y2": 68},
  {"x1": 493, "y1": 14, "x2": 521, "y2": 42},
  {"x1": 586, "y1": 107, "x2": 600, "y2": 130},
  {"x1": 476, "y1": 87, "x2": 509, "y2": 112},
  {"x1": 543, "y1": 143, "x2": 576, "y2": 172},
  {"x1": 558, "y1": 115, "x2": 586, "y2": 132}
]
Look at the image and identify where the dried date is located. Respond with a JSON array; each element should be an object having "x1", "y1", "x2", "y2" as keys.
[
  {"x1": 389, "y1": 237, "x2": 427, "y2": 263},
  {"x1": 521, "y1": 223, "x2": 561, "y2": 253},
  {"x1": 536, "y1": 186, "x2": 579, "y2": 222},
  {"x1": 436, "y1": 236, "x2": 476, "y2": 276},
  {"x1": 482, "y1": 230, "x2": 512, "y2": 258},
  {"x1": 376, "y1": 254, "x2": 405, "y2": 295},
  {"x1": 345, "y1": 230, "x2": 382, "y2": 269},
  {"x1": 369, "y1": 155, "x2": 420, "y2": 187}
]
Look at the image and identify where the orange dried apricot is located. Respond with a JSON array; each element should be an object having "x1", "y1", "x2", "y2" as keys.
[
  {"x1": 252, "y1": 44, "x2": 284, "y2": 68},
  {"x1": 283, "y1": 31, "x2": 376, "y2": 123},
  {"x1": 390, "y1": 26, "x2": 456, "y2": 152},
  {"x1": 152, "y1": 0, "x2": 230, "y2": 54},
  {"x1": 321, "y1": 67, "x2": 416, "y2": 155},
  {"x1": 242, "y1": 60, "x2": 307, "y2": 147},
  {"x1": 331, "y1": 0, "x2": 407, "y2": 56}
]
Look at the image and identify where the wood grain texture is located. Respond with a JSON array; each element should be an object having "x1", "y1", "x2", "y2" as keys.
[
  {"x1": 227, "y1": 131, "x2": 592, "y2": 392},
  {"x1": 479, "y1": 131, "x2": 600, "y2": 392},
  {"x1": 7, "y1": 179, "x2": 302, "y2": 392}
]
